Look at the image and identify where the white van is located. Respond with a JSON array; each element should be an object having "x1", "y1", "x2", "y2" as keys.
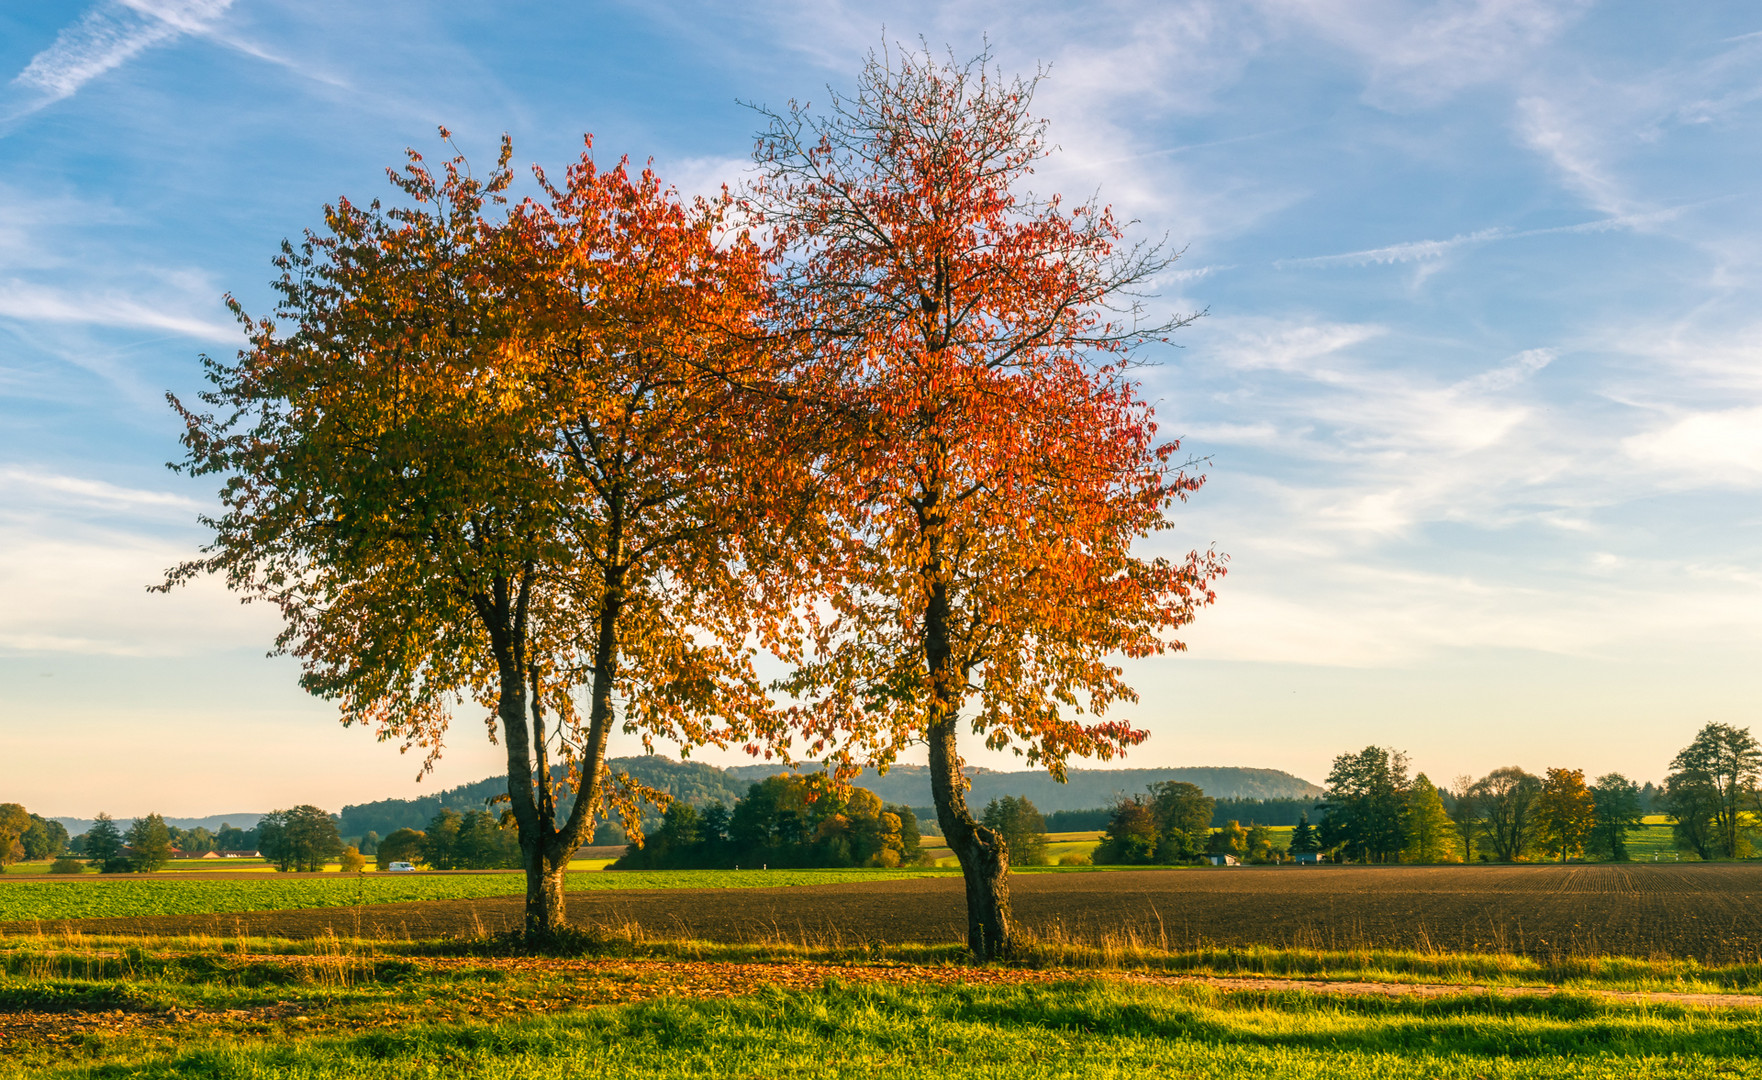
[{"x1": 386, "y1": 861, "x2": 418, "y2": 872}]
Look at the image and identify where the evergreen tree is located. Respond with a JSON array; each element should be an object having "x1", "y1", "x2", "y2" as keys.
[
  {"x1": 1288, "y1": 812, "x2": 1320, "y2": 854},
  {"x1": 1402, "y1": 774, "x2": 1456, "y2": 863},
  {"x1": 83, "y1": 814, "x2": 126, "y2": 872}
]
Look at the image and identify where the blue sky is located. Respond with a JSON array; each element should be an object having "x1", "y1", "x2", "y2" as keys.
[{"x1": 4, "y1": 1, "x2": 1761, "y2": 816}]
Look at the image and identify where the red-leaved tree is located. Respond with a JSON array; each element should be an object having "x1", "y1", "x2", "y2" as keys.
[{"x1": 752, "y1": 48, "x2": 1225, "y2": 958}]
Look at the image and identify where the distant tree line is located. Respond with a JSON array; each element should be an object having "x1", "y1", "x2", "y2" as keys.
[
  {"x1": 1080, "y1": 723, "x2": 1760, "y2": 867},
  {"x1": 612, "y1": 776, "x2": 924, "y2": 870},
  {"x1": 1032, "y1": 798, "x2": 1320, "y2": 834},
  {"x1": 373, "y1": 808, "x2": 523, "y2": 871},
  {"x1": 0, "y1": 804, "x2": 70, "y2": 871}
]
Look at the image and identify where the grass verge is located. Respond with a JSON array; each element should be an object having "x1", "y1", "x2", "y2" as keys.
[{"x1": 5, "y1": 977, "x2": 1762, "y2": 1078}]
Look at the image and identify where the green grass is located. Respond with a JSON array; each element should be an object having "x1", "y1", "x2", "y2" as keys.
[
  {"x1": 1625, "y1": 824, "x2": 1687, "y2": 861},
  {"x1": 0, "y1": 868, "x2": 950, "y2": 924},
  {"x1": 7, "y1": 977, "x2": 1762, "y2": 1079}
]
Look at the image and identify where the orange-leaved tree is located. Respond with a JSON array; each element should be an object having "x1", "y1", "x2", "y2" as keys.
[
  {"x1": 164, "y1": 133, "x2": 799, "y2": 939},
  {"x1": 1535, "y1": 767, "x2": 1596, "y2": 863},
  {"x1": 751, "y1": 48, "x2": 1225, "y2": 959}
]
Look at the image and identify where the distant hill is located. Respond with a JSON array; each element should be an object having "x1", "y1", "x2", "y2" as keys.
[
  {"x1": 334, "y1": 755, "x2": 749, "y2": 841},
  {"x1": 55, "y1": 813, "x2": 263, "y2": 836},
  {"x1": 724, "y1": 763, "x2": 1322, "y2": 811},
  {"x1": 57, "y1": 759, "x2": 1319, "y2": 839}
]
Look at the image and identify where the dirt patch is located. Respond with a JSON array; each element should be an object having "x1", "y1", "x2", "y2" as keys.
[{"x1": 10, "y1": 864, "x2": 1762, "y2": 963}]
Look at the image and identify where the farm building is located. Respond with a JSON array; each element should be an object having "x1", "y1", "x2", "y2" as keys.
[{"x1": 1207, "y1": 854, "x2": 1240, "y2": 866}]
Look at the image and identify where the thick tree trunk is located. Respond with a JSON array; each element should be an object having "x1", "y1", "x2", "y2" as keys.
[
  {"x1": 524, "y1": 848, "x2": 569, "y2": 938},
  {"x1": 929, "y1": 715, "x2": 1016, "y2": 959},
  {"x1": 923, "y1": 571, "x2": 1016, "y2": 961}
]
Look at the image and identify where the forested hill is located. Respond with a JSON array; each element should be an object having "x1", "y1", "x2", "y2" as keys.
[
  {"x1": 60, "y1": 760, "x2": 1320, "y2": 841},
  {"x1": 722, "y1": 763, "x2": 1323, "y2": 809},
  {"x1": 333, "y1": 758, "x2": 1318, "y2": 839},
  {"x1": 53, "y1": 813, "x2": 263, "y2": 836},
  {"x1": 334, "y1": 755, "x2": 749, "y2": 840}
]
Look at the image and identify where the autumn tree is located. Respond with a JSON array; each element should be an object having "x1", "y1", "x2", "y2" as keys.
[
  {"x1": 1534, "y1": 767, "x2": 1595, "y2": 862},
  {"x1": 0, "y1": 804, "x2": 28, "y2": 872},
  {"x1": 1402, "y1": 773, "x2": 1455, "y2": 864},
  {"x1": 754, "y1": 46, "x2": 1222, "y2": 960},
  {"x1": 1665, "y1": 723, "x2": 1760, "y2": 860},
  {"x1": 166, "y1": 134, "x2": 799, "y2": 940},
  {"x1": 1207, "y1": 820, "x2": 1248, "y2": 859}
]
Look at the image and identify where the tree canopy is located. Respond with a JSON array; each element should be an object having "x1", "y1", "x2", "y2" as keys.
[{"x1": 754, "y1": 44, "x2": 1221, "y2": 960}]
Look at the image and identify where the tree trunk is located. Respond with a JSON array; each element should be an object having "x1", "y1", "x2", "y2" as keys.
[
  {"x1": 524, "y1": 847, "x2": 569, "y2": 938},
  {"x1": 924, "y1": 574, "x2": 1016, "y2": 961},
  {"x1": 929, "y1": 716, "x2": 1015, "y2": 959}
]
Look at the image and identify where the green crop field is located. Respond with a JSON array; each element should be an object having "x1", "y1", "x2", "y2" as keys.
[{"x1": 0, "y1": 868, "x2": 949, "y2": 924}]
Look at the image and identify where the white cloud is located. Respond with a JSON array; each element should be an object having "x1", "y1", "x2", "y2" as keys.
[
  {"x1": 0, "y1": 467, "x2": 200, "y2": 514},
  {"x1": 1212, "y1": 320, "x2": 1385, "y2": 374},
  {"x1": 1186, "y1": 556, "x2": 1762, "y2": 667},
  {"x1": 1623, "y1": 407, "x2": 1762, "y2": 484},
  {"x1": 1263, "y1": 0, "x2": 1591, "y2": 110},
  {"x1": 0, "y1": 278, "x2": 235, "y2": 341},
  {"x1": 9, "y1": 0, "x2": 235, "y2": 113}
]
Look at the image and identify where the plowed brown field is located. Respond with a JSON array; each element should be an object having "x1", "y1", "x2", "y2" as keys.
[{"x1": 12, "y1": 864, "x2": 1762, "y2": 962}]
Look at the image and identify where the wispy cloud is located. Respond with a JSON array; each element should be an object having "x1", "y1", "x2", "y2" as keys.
[
  {"x1": 8, "y1": 0, "x2": 234, "y2": 115},
  {"x1": 1277, "y1": 210, "x2": 1689, "y2": 270},
  {"x1": 1262, "y1": 0, "x2": 1593, "y2": 110},
  {"x1": 0, "y1": 279, "x2": 234, "y2": 341},
  {"x1": 0, "y1": 466, "x2": 201, "y2": 514}
]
